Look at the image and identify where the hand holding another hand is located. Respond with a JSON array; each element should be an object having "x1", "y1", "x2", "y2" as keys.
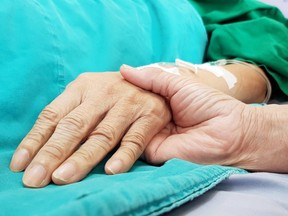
[
  {"x1": 121, "y1": 65, "x2": 288, "y2": 173},
  {"x1": 10, "y1": 64, "x2": 288, "y2": 188}
]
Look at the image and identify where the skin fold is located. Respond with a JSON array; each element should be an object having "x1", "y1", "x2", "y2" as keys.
[
  {"x1": 10, "y1": 63, "x2": 274, "y2": 188},
  {"x1": 121, "y1": 66, "x2": 288, "y2": 173}
]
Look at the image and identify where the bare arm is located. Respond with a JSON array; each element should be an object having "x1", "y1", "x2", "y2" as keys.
[{"x1": 178, "y1": 62, "x2": 269, "y2": 104}]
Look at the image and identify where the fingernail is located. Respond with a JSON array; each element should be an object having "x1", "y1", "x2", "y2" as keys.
[
  {"x1": 106, "y1": 159, "x2": 123, "y2": 174},
  {"x1": 53, "y1": 163, "x2": 76, "y2": 182},
  {"x1": 23, "y1": 164, "x2": 47, "y2": 187},
  {"x1": 10, "y1": 149, "x2": 30, "y2": 171},
  {"x1": 121, "y1": 64, "x2": 134, "y2": 70}
]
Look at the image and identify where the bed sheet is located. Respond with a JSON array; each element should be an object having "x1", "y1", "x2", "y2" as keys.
[{"x1": 165, "y1": 172, "x2": 288, "y2": 216}]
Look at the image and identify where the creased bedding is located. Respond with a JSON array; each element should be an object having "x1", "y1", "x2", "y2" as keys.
[{"x1": 0, "y1": 153, "x2": 245, "y2": 216}]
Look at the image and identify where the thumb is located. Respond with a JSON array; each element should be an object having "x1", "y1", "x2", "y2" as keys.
[
  {"x1": 120, "y1": 64, "x2": 195, "y2": 100},
  {"x1": 120, "y1": 64, "x2": 239, "y2": 126}
]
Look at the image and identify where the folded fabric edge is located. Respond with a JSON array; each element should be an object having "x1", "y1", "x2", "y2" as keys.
[
  {"x1": 150, "y1": 168, "x2": 247, "y2": 216},
  {"x1": 38, "y1": 159, "x2": 247, "y2": 216}
]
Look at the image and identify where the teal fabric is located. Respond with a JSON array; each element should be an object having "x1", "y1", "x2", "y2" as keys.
[
  {"x1": 0, "y1": 1, "x2": 245, "y2": 215},
  {"x1": 0, "y1": 154, "x2": 245, "y2": 216}
]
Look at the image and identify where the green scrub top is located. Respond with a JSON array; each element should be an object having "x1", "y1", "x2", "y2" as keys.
[{"x1": 190, "y1": 0, "x2": 288, "y2": 100}]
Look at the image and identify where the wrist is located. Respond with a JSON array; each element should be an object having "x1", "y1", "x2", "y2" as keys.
[{"x1": 239, "y1": 104, "x2": 288, "y2": 173}]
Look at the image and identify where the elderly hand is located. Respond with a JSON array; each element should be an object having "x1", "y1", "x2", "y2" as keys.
[
  {"x1": 10, "y1": 72, "x2": 171, "y2": 187},
  {"x1": 120, "y1": 65, "x2": 288, "y2": 173}
]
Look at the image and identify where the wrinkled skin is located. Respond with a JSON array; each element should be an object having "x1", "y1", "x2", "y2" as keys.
[
  {"x1": 11, "y1": 65, "x2": 288, "y2": 188},
  {"x1": 121, "y1": 65, "x2": 288, "y2": 173},
  {"x1": 10, "y1": 72, "x2": 171, "y2": 187}
]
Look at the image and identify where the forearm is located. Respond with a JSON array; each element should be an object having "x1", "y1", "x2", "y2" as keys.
[{"x1": 179, "y1": 62, "x2": 269, "y2": 103}]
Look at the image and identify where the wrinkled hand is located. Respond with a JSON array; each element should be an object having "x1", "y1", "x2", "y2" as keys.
[
  {"x1": 120, "y1": 65, "x2": 260, "y2": 169},
  {"x1": 10, "y1": 72, "x2": 171, "y2": 187}
]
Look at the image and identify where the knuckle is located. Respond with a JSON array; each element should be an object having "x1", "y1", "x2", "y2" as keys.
[
  {"x1": 58, "y1": 113, "x2": 88, "y2": 133},
  {"x1": 145, "y1": 97, "x2": 171, "y2": 123},
  {"x1": 91, "y1": 124, "x2": 117, "y2": 146},
  {"x1": 23, "y1": 131, "x2": 46, "y2": 147},
  {"x1": 66, "y1": 73, "x2": 91, "y2": 91},
  {"x1": 122, "y1": 132, "x2": 146, "y2": 154},
  {"x1": 141, "y1": 95, "x2": 166, "y2": 115},
  {"x1": 82, "y1": 125, "x2": 119, "y2": 156},
  {"x1": 65, "y1": 79, "x2": 78, "y2": 90},
  {"x1": 124, "y1": 92, "x2": 142, "y2": 104},
  {"x1": 77, "y1": 72, "x2": 92, "y2": 82},
  {"x1": 74, "y1": 147, "x2": 97, "y2": 165},
  {"x1": 86, "y1": 138, "x2": 111, "y2": 154},
  {"x1": 41, "y1": 143, "x2": 66, "y2": 161},
  {"x1": 119, "y1": 146, "x2": 138, "y2": 162},
  {"x1": 37, "y1": 106, "x2": 60, "y2": 124},
  {"x1": 146, "y1": 97, "x2": 160, "y2": 110}
]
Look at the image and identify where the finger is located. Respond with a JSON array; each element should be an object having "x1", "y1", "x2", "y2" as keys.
[
  {"x1": 141, "y1": 123, "x2": 176, "y2": 164},
  {"x1": 10, "y1": 84, "x2": 82, "y2": 172},
  {"x1": 120, "y1": 64, "x2": 195, "y2": 100},
  {"x1": 144, "y1": 134, "x2": 184, "y2": 164},
  {"x1": 104, "y1": 113, "x2": 167, "y2": 175},
  {"x1": 145, "y1": 129, "x2": 224, "y2": 165},
  {"x1": 22, "y1": 101, "x2": 107, "y2": 188},
  {"x1": 51, "y1": 101, "x2": 137, "y2": 184}
]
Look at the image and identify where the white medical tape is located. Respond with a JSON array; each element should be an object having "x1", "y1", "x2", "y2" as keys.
[
  {"x1": 199, "y1": 64, "x2": 237, "y2": 89},
  {"x1": 175, "y1": 59, "x2": 199, "y2": 74},
  {"x1": 137, "y1": 63, "x2": 180, "y2": 75},
  {"x1": 176, "y1": 58, "x2": 237, "y2": 89}
]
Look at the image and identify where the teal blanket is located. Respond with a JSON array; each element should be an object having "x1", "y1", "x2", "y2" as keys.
[
  {"x1": 0, "y1": 1, "x2": 245, "y2": 215},
  {"x1": 1, "y1": 154, "x2": 245, "y2": 216}
]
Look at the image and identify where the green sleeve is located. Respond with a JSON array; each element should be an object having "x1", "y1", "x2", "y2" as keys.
[{"x1": 189, "y1": 0, "x2": 288, "y2": 100}]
